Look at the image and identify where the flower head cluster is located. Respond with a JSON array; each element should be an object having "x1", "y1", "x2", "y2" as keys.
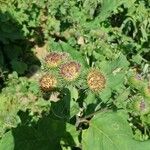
[
  {"x1": 40, "y1": 74, "x2": 57, "y2": 92},
  {"x1": 40, "y1": 51, "x2": 82, "y2": 91},
  {"x1": 60, "y1": 61, "x2": 81, "y2": 81},
  {"x1": 87, "y1": 69, "x2": 106, "y2": 92},
  {"x1": 45, "y1": 52, "x2": 69, "y2": 68},
  {"x1": 41, "y1": 51, "x2": 109, "y2": 94}
]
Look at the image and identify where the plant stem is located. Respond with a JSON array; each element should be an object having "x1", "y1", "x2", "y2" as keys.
[
  {"x1": 75, "y1": 108, "x2": 110, "y2": 127},
  {"x1": 84, "y1": 108, "x2": 110, "y2": 119}
]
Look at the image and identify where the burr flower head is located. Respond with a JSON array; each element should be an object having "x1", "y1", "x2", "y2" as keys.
[
  {"x1": 60, "y1": 61, "x2": 81, "y2": 81},
  {"x1": 45, "y1": 52, "x2": 69, "y2": 68},
  {"x1": 87, "y1": 69, "x2": 106, "y2": 92},
  {"x1": 40, "y1": 74, "x2": 57, "y2": 91}
]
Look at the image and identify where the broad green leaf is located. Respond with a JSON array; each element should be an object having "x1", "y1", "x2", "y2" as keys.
[
  {"x1": 97, "y1": 0, "x2": 126, "y2": 22},
  {"x1": 99, "y1": 61, "x2": 112, "y2": 74},
  {"x1": 99, "y1": 87, "x2": 112, "y2": 102},
  {"x1": 70, "y1": 100, "x2": 79, "y2": 119},
  {"x1": 28, "y1": 81, "x2": 40, "y2": 95},
  {"x1": 0, "y1": 51, "x2": 4, "y2": 67},
  {"x1": 4, "y1": 45, "x2": 22, "y2": 60},
  {"x1": 0, "y1": 131, "x2": 14, "y2": 150},
  {"x1": 84, "y1": 91, "x2": 96, "y2": 106},
  {"x1": 61, "y1": 123, "x2": 80, "y2": 149},
  {"x1": 68, "y1": 86, "x2": 79, "y2": 101},
  {"x1": 84, "y1": 91, "x2": 98, "y2": 115},
  {"x1": 49, "y1": 40, "x2": 87, "y2": 67},
  {"x1": 110, "y1": 54, "x2": 129, "y2": 71},
  {"x1": 84, "y1": 0, "x2": 130, "y2": 29},
  {"x1": 83, "y1": 0, "x2": 99, "y2": 18},
  {"x1": 82, "y1": 111, "x2": 150, "y2": 150},
  {"x1": 11, "y1": 60, "x2": 27, "y2": 75},
  {"x1": 51, "y1": 88, "x2": 79, "y2": 119},
  {"x1": 114, "y1": 89, "x2": 130, "y2": 108},
  {"x1": 68, "y1": 86, "x2": 79, "y2": 118},
  {"x1": 132, "y1": 54, "x2": 143, "y2": 64},
  {"x1": 0, "y1": 117, "x2": 79, "y2": 150},
  {"x1": 123, "y1": 0, "x2": 136, "y2": 8},
  {"x1": 108, "y1": 73, "x2": 125, "y2": 90},
  {"x1": 99, "y1": 54, "x2": 129, "y2": 75},
  {"x1": 59, "y1": 41, "x2": 88, "y2": 68},
  {"x1": 0, "y1": 94, "x2": 21, "y2": 136}
]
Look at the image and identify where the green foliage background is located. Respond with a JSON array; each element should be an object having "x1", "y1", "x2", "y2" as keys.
[{"x1": 0, "y1": 0, "x2": 150, "y2": 150}]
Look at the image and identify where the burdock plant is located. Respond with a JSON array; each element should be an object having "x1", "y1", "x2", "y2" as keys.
[
  {"x1": 59, "y1": 61, "x2": 81, "y2": 85},
  {"x1": 84, "y1": 68, "x2": 110, "y2": 102},
  {"x1": 129, "y1": 96, "x2": 150, "y2": 115},
  {"x1": 39, "y1": 73, "x2": 58, "y2": 92},
  {"x1": 44, "y1": 52, "x2": 69, "y2": 68},
  {"x1": 143, "y1": 86, "x2": 150, "y2": 99},
  {"x1": 87, "y1": 69, "x2": 106, "y2": 92}
]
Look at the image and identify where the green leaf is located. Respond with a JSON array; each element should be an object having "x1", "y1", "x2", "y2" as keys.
[
  {"x1": 0, "y1": 117, "x2": 79, "y2": 150},
  {"x1": 0, "y1": 51, "x2": 4, "y2": 67},
  {"x1": 84, "y1": 91, "x2": 96, "y2": 106},
  {"x1": 110, "y1": 54, "x2": 129, "y2": 71},
  {"x1": 0, "y1": 94, "x2": 21, "y2": 135},
  {"x1": 82, "y1": 111, "x2": 150, "y2": 150},
  {"x1": 97, "y1": 0, "x2": 126, "y2": 22},
  {"x1": 108, "y1": 73, "x2": 125, "y2": 90},
  {"x1": 99, "y1": 87, "x2": 112, "y2": 102},
  {"x1": 28, "y1": 82, "x2": 40, "y2": 95},
  {"x1": 61, "y1": 123, "x2": 80, "y2": 148},
  {"x1": 99, "y1": 54, "x2": 129, "y2": 75},
  {"x1": 84, "y1": 91, "x2": 98, "y2": 115},
  {"x1": 51, "y1": 88, "x2": 79, "y2": 119},
  {"x1": 0, "y1": 131, "x2": 14, "y2": 150},
  {"x1": 123, "y1": 0, "x2": 136, "y2": 8},
  {"x1": 59, "y1": 41, "x2": 88, "y2": 68},
  {"x1": 69, "y1": 100, "x2": 79, "y2": 119},
  {"x1": 4, "y1": 45, "x2": 22, "y2": 60},
  {"x1": 11, "y1": 60, "x2": 27, "y2": 75},
  {"x1": 132, "y1": 54, "x2": 143, "y2": 64},
  {"x1": 68, "y1": 86, "x2": 78, "y2": 101},
  {"x1": 99, "y1": 61, "x2": 112, "y2": 74},
  {"x1": 114, "y1": 89, "x2": 130, "y2": 108},
  {"x1": 49, "y1": 40, "x2": 87, "y2": 67}
]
